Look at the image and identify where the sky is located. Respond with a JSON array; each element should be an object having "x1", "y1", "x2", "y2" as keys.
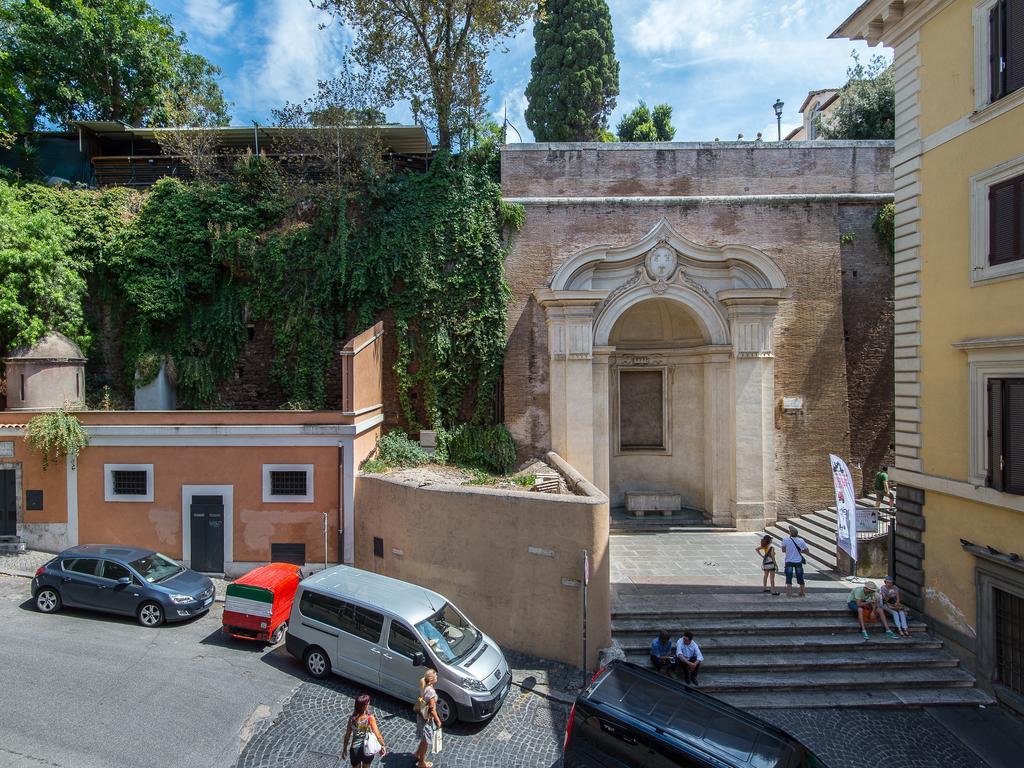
[{"x1": 151, "y1": 0, "x2": 891, "y2": 143}]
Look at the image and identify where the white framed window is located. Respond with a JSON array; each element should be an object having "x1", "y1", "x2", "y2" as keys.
[
  {"x1": 104, "y1": 464, "x2": 154, "y2": 503},
  {"x1": 973, "y1": 0, "x2": 1024, "y2": 113},
  {"x1": 956, "y1": 336, "x2": 1024, "y2": 486},
  {"x1": 262, "y1": 464, "x2": 314, "y2": 503},
  {"x1": 970, "y1": 155, "x2": 1024, "y2": 285}
]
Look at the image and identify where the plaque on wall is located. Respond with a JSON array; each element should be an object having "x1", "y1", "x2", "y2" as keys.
[
  {"x1": 26, "y1": 490, "x2": 43, "y2": 511},
  {"x1": 0, "y1": 441, "x2": 13, "y2": 458}
]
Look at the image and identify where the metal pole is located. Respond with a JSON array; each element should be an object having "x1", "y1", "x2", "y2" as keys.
[
  {"x1": 323, "y1": 511, "x2": 329, "y2": 572},
  {"x1": 777, "y1": 115, "x2": 782, "y2": 142},
  {"x1": 582, "y1": 549, "x2": 589, "y2": 674}
]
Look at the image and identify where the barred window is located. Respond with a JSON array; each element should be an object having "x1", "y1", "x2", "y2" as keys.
[
  {"x1": 112, "y1": 470, "x2": 149, "y2": 496},
  {"x1": 270, "y1": 471, "x2": 308, "y2": 497}
]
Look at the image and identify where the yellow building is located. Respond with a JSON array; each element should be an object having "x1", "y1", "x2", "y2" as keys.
[{"x1": 835, "y1": 0, "x2": 1024, "y2": 712}]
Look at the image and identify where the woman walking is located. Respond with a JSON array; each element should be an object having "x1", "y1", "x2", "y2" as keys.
[
  {"x1": 414, "y1": 668, "x2": 443, "y2": 768},
  {"x1": 756, "y1": 535, "x2": 780, "y2": 595},
  {"x1": 342, "y1": 694, "x2": 387, "y2": 767},
  {"x1": 879, "y1": 577, "x2": 911, "y2": 638}
]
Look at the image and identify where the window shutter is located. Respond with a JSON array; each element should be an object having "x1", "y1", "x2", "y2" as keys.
[
  {"x1": 989, "y1": 378, "x2": 1005, "y2": 492},
  {"x1": 992, "y1": 4, "x2": 1005, "y2": 101},
  {"x1": 990, "y1": 176, "x2": 1022, "y2": 265},
  {"x1": 1005, "y1": 379, "x2": 1024, "y2": 495},
  {"x1": 1007, "y1": 0, "x2": 1024, "y2": 93}
]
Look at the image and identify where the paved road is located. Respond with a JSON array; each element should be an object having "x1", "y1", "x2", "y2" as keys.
[{"x1": 0, "y1": 574, "x2": 298, "y2": 768}]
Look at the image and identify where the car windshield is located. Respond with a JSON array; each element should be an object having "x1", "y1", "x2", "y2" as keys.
[
  {"x1": 415, "y1": 603, "x2": 480, "y2": 664},
  {"x1": 129, "y1": 552, "x2": 184, "y2": 584}
]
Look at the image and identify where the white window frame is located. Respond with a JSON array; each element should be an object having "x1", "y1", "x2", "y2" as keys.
[
  {"x1": 973, "y1": 0, "x2": 1024, "y2": 117},
  {"x1": 970, "y1": 155, "x2": 1024, "y2": 286},
  {"x1": 104, "y1": 463, "x2": 154, "y2": 503},
  {"x1": 956, "y1": 337, "x2": 1024, "y2": 486},
  {"x1": 262, "y1": 464, "x2": 314, "y2": 503}
]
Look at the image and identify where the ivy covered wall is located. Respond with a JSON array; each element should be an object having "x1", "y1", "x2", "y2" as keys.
[{"x1": 0, "y1": 147, "x2": 520, "y2": 426}]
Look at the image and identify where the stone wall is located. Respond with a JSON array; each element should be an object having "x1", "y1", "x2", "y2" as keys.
[
  {"x1": 500, "y1": 142, "x2": 894, "y2": 517},
  {"x1": 354, "y1": 454, "x2": 610, "y2": 669}
]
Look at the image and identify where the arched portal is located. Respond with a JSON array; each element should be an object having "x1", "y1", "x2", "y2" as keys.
[
  {"x1": 535, "y1": 218, "x2": 788, "y2": 530},
  {"x1": 606, "y1": 299, "x2": 712, "y2": 511}
]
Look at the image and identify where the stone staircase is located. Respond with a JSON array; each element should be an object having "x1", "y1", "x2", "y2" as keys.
[
  {"x1": 611, "y1": 587, "x2": 995, "y2": 709},
  {"x1": 610, "y1": 507, "x2": 733, "y2": 534}
]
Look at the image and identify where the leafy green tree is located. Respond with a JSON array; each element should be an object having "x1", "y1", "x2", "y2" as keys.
[
  {"x1": 0, "y1": 180, "x2": 88, "y2": 353},
  {"x1": 0, "y1": 0, "x2": 230, "y2": 130},
  {"x1": 525, "y1": 0, "x2": 619, "y2": 141},
  {"x1": 816, "y1": 52, "x2": 894, "y2": 140},
  {"x1": 616, "y1": 100, "x2": 675, "y2": 141},
  {"x1": 314, "y1": 0, "x2": 533, "y2": 151}
]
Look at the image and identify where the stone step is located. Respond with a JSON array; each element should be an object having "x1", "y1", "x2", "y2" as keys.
[
  {"x1": 615, "y1": 633, "x2": 944, "y2": 654},
  {"x1": 611, "y1": 615, "x2": 928, "y2": 636},
  {"x1": 613, "y1": 604, "x2": 854, "y2": 620},
  {"x1": 694, "y1": 666, "x2": 976, "y2": 693},
  {"x1": 623, "y1": 648, "x2": 958, "y2": 672},
  {"x1": 767, "y1": 518, "x2": 836, "y2": 552},
  {"x1": 610, "y1": 526, "x2": 737, "y2": 535},
  {"x1": 720, "y1": 687, "x2": 995, "y2": 710}
]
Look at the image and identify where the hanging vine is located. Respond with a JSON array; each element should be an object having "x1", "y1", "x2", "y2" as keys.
[{"x1": 24, "y1": 408, "x2": 89, "y2": 470}]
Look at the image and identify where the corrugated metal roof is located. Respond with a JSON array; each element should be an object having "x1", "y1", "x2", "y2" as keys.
[{"x1": 73, "y1": 121, "x2": 432, "y2": 156}]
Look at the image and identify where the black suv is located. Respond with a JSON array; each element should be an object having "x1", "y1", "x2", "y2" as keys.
[{"x1": 563, "y1": 661, "x2": 827, "y2": 768}]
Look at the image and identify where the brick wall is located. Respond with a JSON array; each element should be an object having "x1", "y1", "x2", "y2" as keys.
[{"x1": 500, "y1": 142, "x2": 894, "y2": 516}]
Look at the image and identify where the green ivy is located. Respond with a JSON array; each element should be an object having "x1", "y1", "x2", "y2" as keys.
[
  {"x1": 0, "y1": 145, "x2": 517, "y2": 419},
  {"x1": 874, "y1": 203, "x2": 895, "y2": 259}
]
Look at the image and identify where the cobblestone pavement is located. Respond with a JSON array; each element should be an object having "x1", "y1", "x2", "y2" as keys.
[
  {"x1": 754, "y1": 708, "x2": 989, "y2": 768},
  {"x1": 238, "y1": 652, "x2": 581, "y2": 768}
]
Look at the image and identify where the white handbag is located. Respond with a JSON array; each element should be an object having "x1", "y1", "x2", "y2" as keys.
[
  {"x1": 363, "y1": 729, "x2": 381, "y2": 757},
  {"x1": 432, "y1": 727, "x2": 443, "y2": 754}
]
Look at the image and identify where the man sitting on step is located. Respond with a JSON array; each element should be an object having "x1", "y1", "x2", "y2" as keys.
[
  {"x1": 848, "y1": 581, "x2": 898, "y2": 640},
  {"x1": 650, "y1": 630, "x2": 675, "y2": 675},
  {"x1": 675, "y1": 631, "x2": 703, "y2": 686}
]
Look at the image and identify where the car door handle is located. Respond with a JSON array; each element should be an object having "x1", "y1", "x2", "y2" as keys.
[
  {"x1": 61, "y1": 578, "x2": 71, "y2": 583},
  {"x1": 369, "y1": 647, "x2": 381, "y2": 654},
  {"x1": 382, "y1": 652, "x2": 393, "y2": 660},
  {"x1": 96, "y1": 585, "x2": 107, "y2": 590}
]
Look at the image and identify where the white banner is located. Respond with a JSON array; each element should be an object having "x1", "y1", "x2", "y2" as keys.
[{"x1": 829, "y1": 454, "x2": 858, "y2": 562}]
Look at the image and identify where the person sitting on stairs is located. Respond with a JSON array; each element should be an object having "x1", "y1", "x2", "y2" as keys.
[
  {"x1": 675, "y1": 631, "x2": 703, "y2": 686},
  {"x1": 848, "y1": 581, "x2": 898, "y2": 640},
  {"x1": 650, "y1": 630, "x2": 675, "y2": 675}
]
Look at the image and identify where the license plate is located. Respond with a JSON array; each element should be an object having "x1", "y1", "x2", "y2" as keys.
[
  {"x1": 501, "y1": 682, "x2": 510, "y2": 698},
  {"x1": 203, "y1": 597, "x2": 213, "y2": 607}
]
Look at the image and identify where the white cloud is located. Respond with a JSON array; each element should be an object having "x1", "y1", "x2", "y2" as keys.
[
  {"x1": 491, "y1": 83, "x2": 532, "y2": 142},
  {"x1": 233, "y1": 0, "x2": 347, "y2": 119},
  {"x1": 184, "y1": 0, "x2": 239, "y2": 39}
]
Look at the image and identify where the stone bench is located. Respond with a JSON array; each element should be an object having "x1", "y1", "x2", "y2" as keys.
[{"x1": 625, "y1": 492, "x2": 681, "y2": 517}]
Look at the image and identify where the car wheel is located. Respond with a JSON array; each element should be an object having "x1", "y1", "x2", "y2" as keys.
[
  {"x1": 436, "y1": 691, "x2": 458, "y2": 726},
  {"x1": 35, "y1": 587, "x2": 61, "y2": 614},
  {"x1": 270, "y1": 622, "x2": 287, "y2": 644},
  {"x1": 304, "y1": 646, "x2": 330, "y2": 679},
  {"x1": 137, "y1": 601, "x2": 164, "y2": 627}
]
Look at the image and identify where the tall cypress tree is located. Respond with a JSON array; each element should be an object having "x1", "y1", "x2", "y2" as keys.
[{"x1": 525, "y1": 0, "x2": 619, "y2": 142}]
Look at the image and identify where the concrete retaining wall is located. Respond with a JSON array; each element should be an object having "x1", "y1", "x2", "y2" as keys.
[{"x1": 353, "y1": 453, "x2": 610, "y2": 669}]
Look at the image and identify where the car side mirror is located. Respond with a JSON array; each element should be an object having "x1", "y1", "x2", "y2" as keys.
[
  {"x1": 118, "y1": 576, "x2": 131, "y2": 585},
  {"x1": 412, "y1": 651, "x2": 426, "y2": 667}
]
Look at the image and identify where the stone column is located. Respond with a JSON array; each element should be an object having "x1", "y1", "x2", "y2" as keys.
[
  {"x1": 535, "y1": 290, "x2": 606, "y2": 481},
  {"x1": 592, "y1": 346, "x2": 614, "y2": 496},
  {"x1": 722, "y1": 297, "x2": 779, "y2": 531},
  {"x1": 702, "y1": 351, "x2": 734, "y2": 526}
]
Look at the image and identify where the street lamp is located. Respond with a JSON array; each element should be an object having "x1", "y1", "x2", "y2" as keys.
[{"x1": 773, "y1": 99, "x2": 784, "y2": 141}]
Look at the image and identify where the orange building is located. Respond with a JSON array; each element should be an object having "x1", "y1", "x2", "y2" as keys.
[{"x1": 0, "y1": 325, "x2": 383, "y2": 576}]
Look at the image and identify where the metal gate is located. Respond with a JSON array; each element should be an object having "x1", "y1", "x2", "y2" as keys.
[{"x1": 996, "y1": 588, "x2": 1024, "y2": 695}]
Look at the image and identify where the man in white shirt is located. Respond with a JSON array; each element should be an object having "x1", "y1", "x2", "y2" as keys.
[
  {"x1": 782, "y1": 525, "x2": 811, "y2": 597},
  {"x1": 675, "y1": 631, "x2": 703, "y2": 686}
]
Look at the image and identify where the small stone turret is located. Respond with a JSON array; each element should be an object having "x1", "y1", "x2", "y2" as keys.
[{"x1": 3, "y1": 332, "x2": 86, "y2": 410}]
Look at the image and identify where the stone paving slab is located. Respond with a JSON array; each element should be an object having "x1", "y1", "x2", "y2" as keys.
[
  {"x1": 237, "y1": 650, "x2": 580, "y2": 768},
  {"x1": 754, "y1": 708, "x2": 989, "y2": 768}
]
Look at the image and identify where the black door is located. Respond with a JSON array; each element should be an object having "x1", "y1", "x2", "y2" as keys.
[
  {"x1": 190, "y1": 495, "x2": 224, "y2": 573},
  {"x1": 0, "y1": 469, "x2": 16, "y2": 536}
]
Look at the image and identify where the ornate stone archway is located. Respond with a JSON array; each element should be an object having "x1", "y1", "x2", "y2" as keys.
[{"x1": 534, "y1": 219, "x2": 788, "y2": 530}]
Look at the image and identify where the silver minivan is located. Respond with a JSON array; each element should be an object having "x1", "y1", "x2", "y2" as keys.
[{"x1": 285, "y1": 566, "x2": 512, "y2": 725}]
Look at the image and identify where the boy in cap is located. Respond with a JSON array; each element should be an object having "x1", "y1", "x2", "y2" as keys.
[{"x1": 848, "y1": 581, "x2": 898, "y2": 639}]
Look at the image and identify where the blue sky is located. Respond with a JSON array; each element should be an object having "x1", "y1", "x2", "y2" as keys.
[{"x1": 152, "y1": 0, "x2": 890, "y2": 143}]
